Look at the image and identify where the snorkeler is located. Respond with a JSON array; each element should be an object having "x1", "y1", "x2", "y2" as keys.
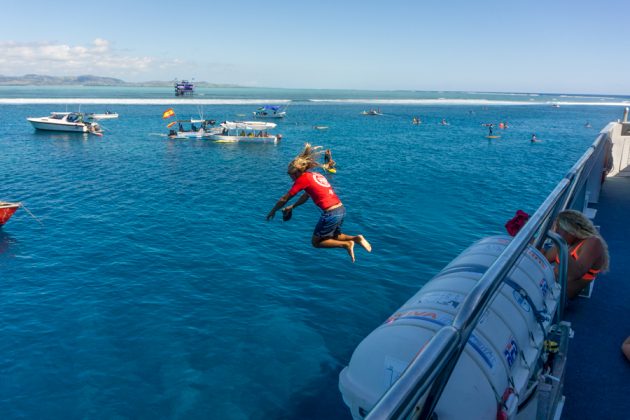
[{"x1": 266, "y1": 143, "x2": 371, "y2": 262}]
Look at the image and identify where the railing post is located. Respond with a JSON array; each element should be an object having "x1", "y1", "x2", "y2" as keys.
[{"x1": 546, "y1": 230, "x2": 568, "y2": 321}]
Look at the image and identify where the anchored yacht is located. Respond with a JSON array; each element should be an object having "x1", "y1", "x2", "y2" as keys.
[{"x1": 27, "y1": 112, "x2": 102, "y2": 134}]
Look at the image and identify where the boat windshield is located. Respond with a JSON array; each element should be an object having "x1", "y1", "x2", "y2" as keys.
[{"x1": 66, "y1": 114, "x2": 82, "y2": 123}]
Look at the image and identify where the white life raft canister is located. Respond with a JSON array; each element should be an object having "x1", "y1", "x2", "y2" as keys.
[{"x1": 339, "y1": 236, "x2": 560, "y2": 419}]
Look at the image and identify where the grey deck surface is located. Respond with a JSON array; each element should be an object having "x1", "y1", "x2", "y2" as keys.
[{"x1": 562, "y1": 176, "x2": 630, "y2": 419}]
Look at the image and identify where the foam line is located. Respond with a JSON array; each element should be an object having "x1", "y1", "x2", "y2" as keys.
[
  {"x1": 0, "y1": 98, "x2": 292, "y2": 105},
  {"x1": 1, "y1": 98, "x2": 629, "y2": 106},
  {"x1": 307, "y1": 99, "x2": 630, "y2": 106}
]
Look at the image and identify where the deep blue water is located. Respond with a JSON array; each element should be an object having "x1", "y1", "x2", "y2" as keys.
[{"x1": 0, "y1": 88, "x2": 622, "y2": 419}]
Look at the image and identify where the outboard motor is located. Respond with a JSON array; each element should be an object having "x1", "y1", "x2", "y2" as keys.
[{"x1": 339, "y1": 236, "x2": 561, "y2": 419}]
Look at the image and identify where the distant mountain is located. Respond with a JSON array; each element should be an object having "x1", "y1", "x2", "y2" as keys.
[
  {"x1": 0, "y1": 74, "x2": 242, "y2": 88},
  {"x1": 0, "y1": 74, "x2": 126, "y2": 86}
]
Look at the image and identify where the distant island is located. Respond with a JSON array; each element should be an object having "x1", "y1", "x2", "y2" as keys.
[{"x1": 0, "y1": 74, "x2": 242, "y2": 88}]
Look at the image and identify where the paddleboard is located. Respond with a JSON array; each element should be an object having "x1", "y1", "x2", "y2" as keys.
[{"x1": 486, "y1": 135, "x2": 501, "y2": 139}]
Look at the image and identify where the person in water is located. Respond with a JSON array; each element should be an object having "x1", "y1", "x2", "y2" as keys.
[
  {"x1": 266, "y1": 143, "x2": 371, "y2": 262},
  {"x1": 544, "y1": 209, "x2": 609, "y2": 299},
  {"x1": 531, "y1": 134, "x2": 539, "y2": 142},
  {"x1": 324, "y1": 149, "x2": 336, "y2": 170}
]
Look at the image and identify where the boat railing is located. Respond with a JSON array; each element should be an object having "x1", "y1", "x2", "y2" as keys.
[{"x1": 365, "y1": 125, "x2": 613, "y2": 419}]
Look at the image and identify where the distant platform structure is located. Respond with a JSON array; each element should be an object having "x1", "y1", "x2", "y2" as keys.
[{"x1": 174, "y1": 80, "x2": 194, "y2": 96}]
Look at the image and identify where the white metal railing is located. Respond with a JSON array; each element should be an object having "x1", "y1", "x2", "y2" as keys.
[{"x1": 365, "y1": 125, "x2": 613, "y2": 420}]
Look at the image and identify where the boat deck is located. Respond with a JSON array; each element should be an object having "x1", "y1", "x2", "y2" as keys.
[{"x1": 562, "y1": 175, "x2": 630, "y2": 418}]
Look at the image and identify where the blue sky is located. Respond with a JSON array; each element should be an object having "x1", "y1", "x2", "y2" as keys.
[{"x1": 1, "y1": 0, "x2": 629, "y2": 94}]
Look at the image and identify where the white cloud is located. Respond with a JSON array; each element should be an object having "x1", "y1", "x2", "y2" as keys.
[{"x1": 0, "y1": 39, "x2": 180, "y2": 79}]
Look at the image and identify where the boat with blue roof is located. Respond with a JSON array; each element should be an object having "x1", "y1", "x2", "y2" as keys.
[{"x1": 253, "y1": 105, "x2": 287, "y2": 119}]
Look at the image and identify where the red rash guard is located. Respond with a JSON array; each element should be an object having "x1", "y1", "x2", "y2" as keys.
[{"x1": 288, "y1": 172, "x2": 341, "y2": 210}]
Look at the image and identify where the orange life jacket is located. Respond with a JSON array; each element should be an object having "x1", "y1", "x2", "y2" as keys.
[{"x1": 555, "y1": 240, "x2": 601, "y2": 281}]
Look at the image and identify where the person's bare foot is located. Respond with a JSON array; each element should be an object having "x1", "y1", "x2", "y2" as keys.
[
  {"x1": 345, "y1": 241, "x2": 356, "y2": 263},
  {"x1": 356, "y1": 235, "x2": 372, "y2": 252}
]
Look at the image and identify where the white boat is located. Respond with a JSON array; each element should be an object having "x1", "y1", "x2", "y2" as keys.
[
  {"x1": 167, "y1": 119, "x2": 219, "y2": 139},
  {"x1": 361, "y1": 109, "x2": 382, "y2": 116},
  {"x1": 27, "y1": 112, "x2": 102, "y2": 134},
  {"x1": 253, "y1": 105, "x2": 287, "y2": 119},
  {"x1": 87, "y1": 111, "x2": 118, "y2": 120},
  {"x1": 206, "y1": 121, "x2": 280, "y2": 143}
]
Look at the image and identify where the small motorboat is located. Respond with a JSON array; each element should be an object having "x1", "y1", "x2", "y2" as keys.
[
  {"x1": 167, "y1": 119, "x2": 219, "y2": 139},
  {"x1": 27, "y1": 112, "x2": 103, "y2": 135},
  {"x1": 361, "y1": 109, "x2": 382, "y2": 116},
  {"x1": 206, "y1": 121, "x2": 280, "y2": 143},
  {"x1": 0, "y1": 201, "x2": 20, "y2": 226},
  {"x1": 253, "y1": 105, "x2": 287, "y2": 119}
]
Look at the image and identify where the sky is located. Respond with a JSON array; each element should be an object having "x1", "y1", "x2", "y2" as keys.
[{"x1": 1, "y1": 0, "x2": 630, "y2": 94}]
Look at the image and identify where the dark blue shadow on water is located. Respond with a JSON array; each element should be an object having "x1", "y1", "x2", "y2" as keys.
[
  {"x1": 0, "y1": 229, "x2": 17, "y2": 255},
  {"x1": 32, "y1": 130, "x2": 90, "y2": 142}
]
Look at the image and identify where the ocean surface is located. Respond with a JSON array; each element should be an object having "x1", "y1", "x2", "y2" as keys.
[{"x1": 0, "y1": 86, "x2": 625, "y2": 419}]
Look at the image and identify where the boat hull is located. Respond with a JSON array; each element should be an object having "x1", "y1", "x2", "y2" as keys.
[
  {"x1": 27, "y1": 118, "x2": 88, "y2": 132},
  {"x1": 0, "y1": 203, "x2": 19, "y2": 225},
  {"x1": 253, "y1": 112, "x2": 286, "y2": 119},
  {"x1": 208, "y1": 134, "x2": 278, "y2": 144}
]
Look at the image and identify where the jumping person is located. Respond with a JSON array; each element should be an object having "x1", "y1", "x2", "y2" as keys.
[{"x1": 266, "y1": 143, "x2": 371, "y2": 262}]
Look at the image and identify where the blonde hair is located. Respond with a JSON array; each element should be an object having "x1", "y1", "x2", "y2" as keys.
[
  {"x1": 287, "y1": 143, "x2": 322, "y2": 175},
  {"x1": 557, "y1": 209, "x2": 610, "y2": 271}
]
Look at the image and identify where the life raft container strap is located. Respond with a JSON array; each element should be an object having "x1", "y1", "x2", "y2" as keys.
[{"x1": 503, "y1": 278, "x2": 548, "y2": 338}]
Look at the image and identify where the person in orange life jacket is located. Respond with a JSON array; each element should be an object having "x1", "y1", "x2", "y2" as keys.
[
  {"x1": 266, "y1": 143, "x2": 371, "y2": 262},
  {"x1": 544, "y1": 210, "x2": 609, "y2": 299}
]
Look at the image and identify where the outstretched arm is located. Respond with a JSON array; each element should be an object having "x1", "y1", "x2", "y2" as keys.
[
  {"x1": 284, "y1": 193, "x2": 309, "y2": 211},
  {"x1": 267, "y1": 193, "x2": 293, "y2": 221}
]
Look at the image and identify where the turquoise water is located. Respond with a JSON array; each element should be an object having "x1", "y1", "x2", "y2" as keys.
[{"x1": 0, "y1": 87, "x2": 622, "y2": 419}]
